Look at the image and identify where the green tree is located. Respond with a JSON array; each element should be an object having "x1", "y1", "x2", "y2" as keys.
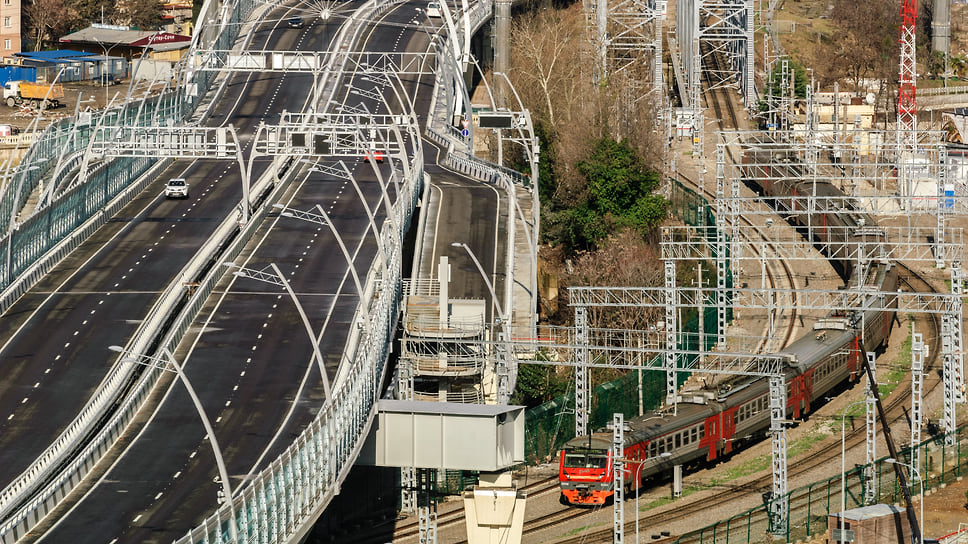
[
  {"x1": 565, "y1": 137, "x2": 666, "y2": 250},
  {"x1": 512, "y1": 355, "x2": 570, "y2": 407},
  {"x1": 762, "y1": 57, "x2": 808, "y2": 100},
  {"x1": 120, "y1": 0, "x2": 163, "y2": 29}
]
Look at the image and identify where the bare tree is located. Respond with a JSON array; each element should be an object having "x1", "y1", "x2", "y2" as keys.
[
  {"x1": 827, "y1": 0, "x2": 898, "y2": 94},
  {"x1": 24, "y1": 0, "x2": 78, "y2": 51},
  {"x1": 509, "y1": 6, "x2": 586, "y2": 133},
  {"x1": 115, "y1": 0, "x2": 163, "y2": 29},
  {"x1": 569, "y1": 229, "x2": 664, "y2": 330}
]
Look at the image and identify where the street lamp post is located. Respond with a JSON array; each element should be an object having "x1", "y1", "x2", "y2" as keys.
[
  {"x1": 107, "y1": 345, "x2": 237, "y2": 542},
  {"x1": 451, "y1": 242, "x2": 504, "y2": 326},
  {"x1": 451, "y1": 242, "x2": 513, "y2": 404},
  {"x1": 886, "y1": 458, "x2": 923, "y2": 544},
  {"x1": 273, "y1": 204, "x2": 368, "y2": 306},
  {"x1": 841, "y1": 399, "x2": 868, "y2": 516},
  {"x1": 92, "y1": 38, "x2": 122, "y2": 107}
]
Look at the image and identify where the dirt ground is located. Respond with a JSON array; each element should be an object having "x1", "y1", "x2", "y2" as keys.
[
  {"x1": 0, "y1": 78, "x2": 160, "y2": 134},
  {"x1": 921, "y1": 476, "x2": 968, "y2": 540}
]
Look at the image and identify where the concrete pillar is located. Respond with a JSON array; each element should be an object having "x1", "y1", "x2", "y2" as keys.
[
  {"x1": 439, "y1": 256, "x2": 450, "y2": 328},
  {"x1": 463, "y1": 472, "x2": 526, "y2": 544},
  {"x1": 494, "y1": 0, "x2": 511, "y2": 106},
  {"x1": 932, "y1": 0, "x2": 950, "y2": 58}
]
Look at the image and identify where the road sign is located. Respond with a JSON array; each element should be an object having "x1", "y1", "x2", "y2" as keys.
[
  {"x1": 831, "y1": 529, "x2": 855, "y2": 542},
  {"x1": 461, "y1": 129, "x2": 469, "y2": 137},
  {"x1": 478, "y1": 112, "x2": 514, "y2": 129},
  {"x1": 461, "y1": 119, "x2": 470, "y2": 129}
]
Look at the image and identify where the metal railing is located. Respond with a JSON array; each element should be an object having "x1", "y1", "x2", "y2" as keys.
[
  {"x1": 172, "y1": 133, "x2": 424, "y2": 544},
  {"x1": 674, "y1": 425, "x2": 968, "y2": 544},
  {"x1": 0, "y1": 0, "x2": 479, "y2": 541},
  {"x1": 918, "y1": 84, "x2": 968, "y2": 96}
]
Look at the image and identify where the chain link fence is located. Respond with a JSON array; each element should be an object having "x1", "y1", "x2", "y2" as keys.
[
  {"x1": 524, "y1": 179, "x2": 728, "y2": 462},
  {"x1": 675, "y1": 426, "x2": 968, "y2": 544}
]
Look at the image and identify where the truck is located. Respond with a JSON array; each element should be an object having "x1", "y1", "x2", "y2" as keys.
[{"x1": 3, "y1": 81, "x2": 64, "y2": 109}]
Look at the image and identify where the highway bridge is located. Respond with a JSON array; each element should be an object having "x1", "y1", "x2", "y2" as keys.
[{"x1": 0, "y1": 0, "x2": 527, "y2": 542}]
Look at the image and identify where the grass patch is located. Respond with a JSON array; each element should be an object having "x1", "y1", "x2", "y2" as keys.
[
  {"x1": 719, "y1": 454, "x2": 771, "y2": 481},
  {"x1": 563, "y1": 523, "x2": 607, "y2": 537},
  {"x1": 787, "y1": 430, "x2": 828, "y2": 457},
  {"x1": 879, "y1": 322, "x2": 913, "y2": 398},
  {"x1": 641, "y1": 496, "x2": 675, "y2": 510},
  {"x1": 638, "y1": 485, "x2": 703, "y2": 511}
]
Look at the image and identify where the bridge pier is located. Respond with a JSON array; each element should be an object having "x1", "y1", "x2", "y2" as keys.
[{"x1": 493, "y1": 0, "x2": 511, "y2": 106}]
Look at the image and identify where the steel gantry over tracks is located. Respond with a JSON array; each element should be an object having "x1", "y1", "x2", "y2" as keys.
[{"x1": 676, "y1": 0, "x2": 755, "y2": 109}]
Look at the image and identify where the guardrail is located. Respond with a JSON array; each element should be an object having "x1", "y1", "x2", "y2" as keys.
[
  {"x1": 446, "y1": 149, "x2": 530, "y2": 186},
  {"x1": 0, "y1": 0, "x2": 475, "y2": 541},
  {"x1": 918, "y1": 84, "x2": 968, "y2": 96},
  {"x1": 173, "y1": 132, "x2": 424, "y2": 544},
  {"x1": 0, "y1": 0, "x2": 265, "y2": 309},
  {"x1": 0, "y1": 0, "x2": 266, "y2": 531},
  {"x1": 0, "y1": 156, "x2": 172, "y2": 522}
]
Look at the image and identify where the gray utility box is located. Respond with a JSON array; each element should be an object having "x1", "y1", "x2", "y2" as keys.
[{"x1": 358, "y1": 400, "x2": 525, "y2": 471}]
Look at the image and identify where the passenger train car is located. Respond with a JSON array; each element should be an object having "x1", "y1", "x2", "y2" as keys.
[
  {"x1": 741, "y1": 147, "x2": 886, "y2": 280},
  {"x1": 558, "y1": 148, "x2": 898, "y2": 506}
]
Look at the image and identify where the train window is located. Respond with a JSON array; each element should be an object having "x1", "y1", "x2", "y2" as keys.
[
  {"x1": 564, "y1": 452, "x2": 608, "y2": 469},
  {"x1": 675, "y1": 434, "x2": 681, "y2": 449},
  {"x1": 699, "y1": 426, "x2": 705, "y2": 439},
  {"x1": 691, "y1": 427, "x2": 698, "y2": 442}
]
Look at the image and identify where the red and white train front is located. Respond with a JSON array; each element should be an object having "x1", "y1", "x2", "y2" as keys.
[{"x1": 558, "y1": 437, "x2": 614, "y2": 505}]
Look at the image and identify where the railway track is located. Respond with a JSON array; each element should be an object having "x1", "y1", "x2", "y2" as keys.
[
  {"x1": 376, "y1": 32, "x2": 950, "y2": 544},
  {"x1": 514, "y1": 50, "x2": 944, "y2": 544},
  {"x1": 540, "y1": 264, "x2": 943, "y2": 544},
  {"x1": 369, "y1": 477, "x2": 562, "y2": 542}
]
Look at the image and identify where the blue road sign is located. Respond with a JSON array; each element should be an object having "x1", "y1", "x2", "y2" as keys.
[{"x1": 461, "y1": 128, "x2": 469, "y2": 137}]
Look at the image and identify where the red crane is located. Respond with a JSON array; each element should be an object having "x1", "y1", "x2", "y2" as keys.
[{"x1": 898, "y1": 0, "x2": 918, "y2": 148}]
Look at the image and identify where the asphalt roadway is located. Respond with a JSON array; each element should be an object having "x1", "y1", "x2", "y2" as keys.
[
  {"x1": 418, "y1": 140, "x2": 509, "y2": 318},
  {"x1": 2, "y1": 1, "x2": 507, "y2": 543}
]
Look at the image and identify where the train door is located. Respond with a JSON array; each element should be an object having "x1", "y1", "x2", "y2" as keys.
[
  {"x1": 700, "y1": 416, "x2": 720, "y2": 461},
  {"x1": 849, "y1": 337, "x2": 861, "y2": 380},
  {"x1": 722, "y1": 410, "x2": 736, "y2": 455}
]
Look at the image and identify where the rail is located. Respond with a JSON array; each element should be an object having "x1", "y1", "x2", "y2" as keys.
[
  {"x1": 675, "y1": 425, "x2": 968, "y2": 544},
  {"x1": 0, "y1": 0, "x2": 488, "y2": 541}
]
